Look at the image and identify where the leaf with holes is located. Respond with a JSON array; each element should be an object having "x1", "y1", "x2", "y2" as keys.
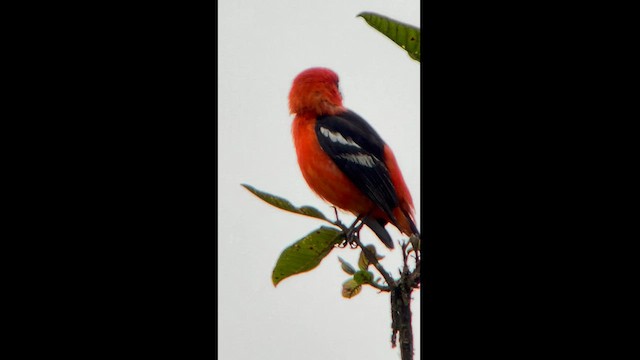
[
  {"x1": 272, "y1": 226, "x2": 343, "y2": 286},
  {"x1": 242, "y1": 184, "x2": 330, "y2": 222},
  {"x1": 358, "y1": 12, "x2": 420, "y2": 61},
  {"x1": 342, "y1": 279, "x2": 362, "y2": 299}
]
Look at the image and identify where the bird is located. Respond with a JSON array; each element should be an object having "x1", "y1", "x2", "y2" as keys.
[{"x1": 288, "y1": 67, "x2": 418, "y2": 249}]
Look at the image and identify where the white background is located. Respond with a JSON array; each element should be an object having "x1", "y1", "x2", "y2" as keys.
[{"x1": 218, "y1": 1, "x2": 420, "y2": 359}]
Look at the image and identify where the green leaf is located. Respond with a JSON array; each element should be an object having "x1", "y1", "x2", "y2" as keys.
[
  {"x1": 338, "y1": 257, "x2": 356, "y2": 275},
  {"x1": 358, "y1": 248, "x2": 369, "y2": 270},
  {"x1": 358, "y1": 244, "x2": 384, "y2": 270},
  {"x1": 272, "y1": 226, "x2": 343, "y2": 286},
  {"x1": 357, "y1": 12, "x2": 420, "y2": 62},
  {"x1": 342, "y1": 279, "x2": 362, "y2": 299},
  {"x1": 410, "y1": 234, "x2": 421, "y2": 252},
  {"x1": 242, "y1": 184, "x2": 330, "y2": 222},
  {"x1": 353, "y1": 270, "x2": 374, "y2": 285}
]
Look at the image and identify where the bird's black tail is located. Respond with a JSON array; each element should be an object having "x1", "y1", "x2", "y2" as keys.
[{"x1": 363, "y1": 217, "x2": 394, "y2": 249}]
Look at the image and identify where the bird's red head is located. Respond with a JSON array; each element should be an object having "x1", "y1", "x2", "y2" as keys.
[{"x1": 289, "y1": 67, "x2": 345, "y2": 116}]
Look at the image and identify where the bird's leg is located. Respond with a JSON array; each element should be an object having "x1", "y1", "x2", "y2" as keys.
[
  {"x1": 332, "y1": 206, "x2": 346, "y2": 229},
  {"x1": 334, "y1": 212, "x2": 369, "y2": 249},
  {"x1": 332, "y1": 207, "x2": 350, "y2": 248},
  {"x1": 344, "y1": 215, "x2": 367, "y2": 248}
]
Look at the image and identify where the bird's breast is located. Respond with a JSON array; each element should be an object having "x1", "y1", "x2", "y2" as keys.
[{"x1": 292, "y1": 115, "x2": 374, "y2": 214}]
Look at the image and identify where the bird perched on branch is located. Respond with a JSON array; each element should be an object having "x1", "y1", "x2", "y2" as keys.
[{"x1": 288, "y1": 67, "x2": 418, "y2": 249}]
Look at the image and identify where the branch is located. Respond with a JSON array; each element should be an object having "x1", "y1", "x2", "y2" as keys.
[
  {"x1": 391, "y1": 236, "x2": 420, "y2": 360},
  {"x1": 353, "y1": 235, "x2": 397, "y2": 289},
  {"x1": 391, "y1": 283, "x2": 413, "y2": 360},
  {"x1": 331, "y1": 211, "x2": 419, "y2": 360},
  {"x1": 367, "y1": 279, "x2": 392, "y2": 292},
  {"x1": 330, "y1": 212, "x2": 396, "y2": 289}
]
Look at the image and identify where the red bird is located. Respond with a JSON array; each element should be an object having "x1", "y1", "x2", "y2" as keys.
[{"x1": 289, "y1": 67, "x2": 418, "y2": 249}]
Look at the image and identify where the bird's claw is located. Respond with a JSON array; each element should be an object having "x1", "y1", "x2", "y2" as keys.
[{"x1": 344, "y1": 217, "x2": 365, "y2": 248}]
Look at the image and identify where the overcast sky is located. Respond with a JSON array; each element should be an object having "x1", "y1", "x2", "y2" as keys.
[{"x1": 218, "y1": 1, "x2": 420, "y2": 358}]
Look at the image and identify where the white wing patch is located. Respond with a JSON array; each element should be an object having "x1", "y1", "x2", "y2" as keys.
[
  {"x1": 319, "y1": 127, "x2": 361, "y2": 149},
  {"x1": 337, "y1": 153, "x2": 376, "y2": 167}
]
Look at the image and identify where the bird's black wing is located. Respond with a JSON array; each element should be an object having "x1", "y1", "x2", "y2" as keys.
[{"x1": 315, "y1": 110, "x2": 399, "y2": 224}]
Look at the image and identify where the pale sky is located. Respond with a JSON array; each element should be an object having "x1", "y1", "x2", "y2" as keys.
[{"x1": 218, "y1": 1, "x2": 420, "y2": 359}]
